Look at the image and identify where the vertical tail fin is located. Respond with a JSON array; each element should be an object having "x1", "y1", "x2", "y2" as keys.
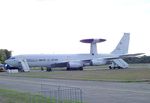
[{"x1": 111, "y1": 33, "x2": 130, "y2": 55}]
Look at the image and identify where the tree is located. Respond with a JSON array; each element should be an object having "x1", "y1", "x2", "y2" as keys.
[
  {"x1": 0, "y1": 49, "x2": 12, "y2": 63},
  {"x1": 124, "y1": 55, "x2": 150, "y2": 63}
]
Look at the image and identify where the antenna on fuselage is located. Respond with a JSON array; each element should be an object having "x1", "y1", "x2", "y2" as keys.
[{"x1": 80, "y1": 38, "x2": 106, "y2": 55}]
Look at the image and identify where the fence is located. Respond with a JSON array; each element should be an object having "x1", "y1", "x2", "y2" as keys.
[
  {"x1": 1, "y1": 84, "x2": 83, "y2": 103},
  {"x1": 37, "y1": 83, "x2": 83, "y2": 103}
]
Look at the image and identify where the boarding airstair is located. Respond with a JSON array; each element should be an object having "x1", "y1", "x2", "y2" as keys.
[
  {"x1": 109, "y1": 59, "x2": 128, "y2": 69},
  {"x1": 18, "y1": 59, "x2": 30, "y2": 72}
]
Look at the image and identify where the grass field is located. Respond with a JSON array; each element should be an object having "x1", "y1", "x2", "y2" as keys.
[
  {"x1": 0, "y1": 88, "x2": 48, "y2": 103},
  {"x1": 1, "y1": 64, "x2": 150, "y2": 82},
  {"x1": 0, "y1": 88, "x2": 81, "y2": 103}
]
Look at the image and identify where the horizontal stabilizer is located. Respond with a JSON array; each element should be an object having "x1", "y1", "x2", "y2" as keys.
[{"x1": 119, "y1": 53, "x2": 144, "y2": 58}]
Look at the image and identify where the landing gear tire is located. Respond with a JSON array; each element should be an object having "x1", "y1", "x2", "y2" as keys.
[
  {"x1": 66, "y1": 67, "x2": 70, "y2": 71},
  {"x1": 79, "y1": 67, "x2": 83, "y2": 71},
  {"x1": 41, "y1": 67, "x2": 44, "y2": 71},
  {"x1": 46, "y1": 67, "x2": 52, "y2": 72},
  {"x1": 66, "y1": 67, "x2": 83, "y2": 71}
]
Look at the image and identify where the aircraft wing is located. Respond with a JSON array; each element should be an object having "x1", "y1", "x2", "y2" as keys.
[
  {"x1": 119, "y1": 53, "x2": 144, "y2": 58},
  {"x1": 101, "y1": 53, "x2": 144, "y2": 61},
  {"x1": 96, "y1": 53, "x2": 145, "y2": 63},
  {"x1": 50, "y1": 53, "x2": 144, "y2": 68}
]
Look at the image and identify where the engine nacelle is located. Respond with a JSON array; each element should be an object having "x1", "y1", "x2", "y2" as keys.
[
  {"x1": 91, "y1": 59, "x2": 106, "y2": 66},
  {"x1": 67, "y1": 61, "x2": 83, "y2": 68}
]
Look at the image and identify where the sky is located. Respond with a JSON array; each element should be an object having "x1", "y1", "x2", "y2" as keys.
[{"x1": 0, "y1": 0, "x2": 150, "y2": 56}]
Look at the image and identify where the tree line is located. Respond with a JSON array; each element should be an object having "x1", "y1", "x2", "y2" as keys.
[
  {"x1": 0, "y1": 49, "x2": 12, "y2": 63},
  {"x1": 124, "y1": 55, "x2": 150, "y2": 63}
]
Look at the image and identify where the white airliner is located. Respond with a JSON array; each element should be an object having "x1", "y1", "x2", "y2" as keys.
[{"x1": 5, "y1": 33, "x2": 143, "y2": 72}]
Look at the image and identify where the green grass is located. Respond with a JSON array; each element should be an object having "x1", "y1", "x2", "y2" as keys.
[
  {"x1": 1, "y1": 64, "x2": 150, "y2": 82},
  {"x1": 0, "y1": 88, "x2": 82, "y2": 103},
  {"x1": 0, "y1": 88, "x2": 31, "y2": 103},
  {"x1": 0, "y1": 88, "x2": 51, "y2": 103}
]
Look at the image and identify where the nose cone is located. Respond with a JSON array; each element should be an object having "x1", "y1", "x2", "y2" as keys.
[
  {"x1": 5, "y1": 59, "x2": 10, "y2": 64},
  {"x1": 5, "y1": 58, "x2": 18, "y2": 67},
  {"x1": 5, "y1": 59, "x2": 13, "y2": 66}
]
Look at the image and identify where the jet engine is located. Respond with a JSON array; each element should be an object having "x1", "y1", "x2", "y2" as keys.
[{"x1": 67, "y1": 61, "x2": 83, "y2": 70}]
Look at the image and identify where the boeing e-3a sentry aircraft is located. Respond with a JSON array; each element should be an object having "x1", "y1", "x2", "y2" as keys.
[{"x1": 5, "y1": 33, "x2": 143, "y2": 72}]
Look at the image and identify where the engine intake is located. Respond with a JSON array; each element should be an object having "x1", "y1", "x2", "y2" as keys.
[{"x1": 67, "y1": 61, "x2": 83, "y2": 68}]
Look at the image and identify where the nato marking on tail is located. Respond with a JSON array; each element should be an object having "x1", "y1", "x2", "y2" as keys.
[{"x1": 111, "y1": 33, "x2": 130, "y2": 55}]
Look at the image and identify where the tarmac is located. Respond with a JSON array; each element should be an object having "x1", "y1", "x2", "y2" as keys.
[{"x1": 0, "y1": 76, "x2": 150, "y2": 103}]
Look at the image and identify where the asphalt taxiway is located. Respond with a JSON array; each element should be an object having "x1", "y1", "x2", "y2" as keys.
[{"x1": 0, "y1": 76, "x2": 150, "y2": 103}]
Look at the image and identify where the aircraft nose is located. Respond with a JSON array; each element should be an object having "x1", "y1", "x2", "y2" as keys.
[
  {"x1": 5, "y1": 59, "x2": 13, "y2": 65},
  {"x1": 5, "y1": 59, "x2": 18, "y2": 67},
  {"x1": 5, "y1": 59, "x2": 10, "y2": 64}
]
